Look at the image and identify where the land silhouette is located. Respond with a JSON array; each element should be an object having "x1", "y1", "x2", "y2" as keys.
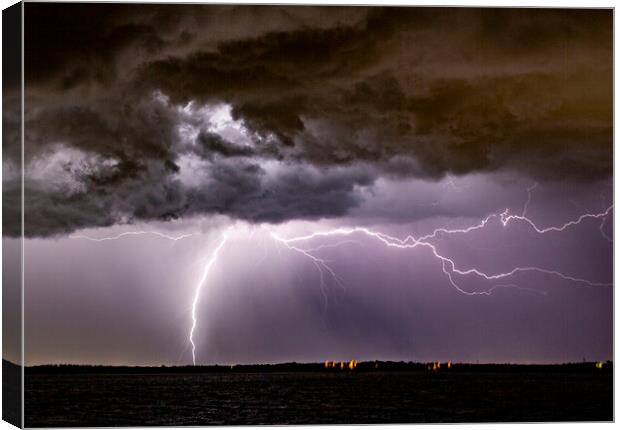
[{"x1": 22, "y1": 359, "x2": 613, "y2": 374}]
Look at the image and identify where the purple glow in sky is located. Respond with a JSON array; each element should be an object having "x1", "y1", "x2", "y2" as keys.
[
  {"x1": 2, "y1": 5, "x2": 612, "y2": 365},
  {"x1": 17, "y1": 174, "x2": 613, "y2": 366}
]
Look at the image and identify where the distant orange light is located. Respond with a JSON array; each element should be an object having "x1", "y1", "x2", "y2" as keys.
[
  {"x1": 447, "y1": 361, "x2": 452, "y2": 369},
  {"x1": 325, "y1": 360, "x2": 329, "y2": 369}
]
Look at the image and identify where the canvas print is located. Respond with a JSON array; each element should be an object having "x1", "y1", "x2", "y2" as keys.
[{"x1": 1, "y1": 2, "x2": 614, "y2": 427}]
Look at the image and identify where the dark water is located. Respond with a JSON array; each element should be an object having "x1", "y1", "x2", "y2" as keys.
[{"x1": 25, "y1": 371, "x2": 612, "y2": 426}]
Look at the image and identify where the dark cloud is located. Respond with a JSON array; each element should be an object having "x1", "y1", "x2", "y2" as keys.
[
  {"x1": 195, "y1": 132, "x2": 255, "y2": 158},
  {"x1": 134, "y1": 7, "x2": 611, "y2": 177},
  {"x1": 231, "y1": 97, "x2": 307, "y2": 146},
  {"x1": 25, "y1": 3, "x2": 164, "y2": 88},
  {"x1": 9, "y1": 5, "x2": 612, "y2": 237}
]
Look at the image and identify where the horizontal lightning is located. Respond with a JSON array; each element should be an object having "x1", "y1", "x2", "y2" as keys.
[
  {"x1": 67, "y1": 190, "x2": 613, "y2": 363},
  {"x1": 273, "y1": 204, "x2": 613, "y2": 296},
  {"x1": 70, "y1": 231, "x2": 194, "y2": 241},
  {"x1": 500, "y1": 206, "x2": 613, "y2": 234}
]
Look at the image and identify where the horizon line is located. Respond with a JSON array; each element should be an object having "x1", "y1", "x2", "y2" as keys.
[{"x1": 7, "y1": 359, "x2": 613, "y2": 368}]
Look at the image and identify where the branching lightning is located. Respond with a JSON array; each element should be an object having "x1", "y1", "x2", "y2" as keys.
[
  {"x1": 270, "y1": 232, "x2": 347, "y2": 314},
  {"x1": 70, "y1": 231, "x2": 194, "y2": 241},
  {"x1": 68, "y1": 189, "x2": 613, "y2": 364},
  {"x1": 272, "y1": 203, "x2": 613, "y2": 297},
  {"x1": 500, "y1": 206, "x2": 613, "y2": 235}
]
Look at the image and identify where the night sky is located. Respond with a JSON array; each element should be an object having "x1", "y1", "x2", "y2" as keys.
[{"x1": 3, "y1": 4, "x2": 612, "y2": 365}]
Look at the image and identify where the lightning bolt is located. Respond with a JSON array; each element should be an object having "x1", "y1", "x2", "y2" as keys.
[
  {"x1": 272, "y1": 204, "x2": 613, "y2": 297},
  {"x1": 70, "y1": 228, "x2": 229, "y2": 365},
  {"x1": 70, "y1": 231, "x2": 194, "y2": 241},
  {"x1": 599, "y1": 216, "x2": 612, "y2": 243},
  {"x1": 68, "y1": 191, "x2": 613, "y2": 364},
  {"x1": 270, "y1": 231, "x2": 346, "y2": 314},
  {"x1": 189, "y1": 230, "x2": 230, "y2": 365},
  {"x1": 500, "y1": 205, "x2": 613, "y2": 234},
  {"x1": 521, "y1": 183, "x2": 538, "y2": 217}
]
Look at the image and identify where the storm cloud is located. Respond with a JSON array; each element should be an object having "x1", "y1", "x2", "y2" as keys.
[{"x1": 7, "y1": 5, "x2": 612, "y2": 237}]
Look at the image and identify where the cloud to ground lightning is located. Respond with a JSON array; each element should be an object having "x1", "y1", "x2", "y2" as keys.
[
  {"x1": 70, "y1": 187, "x2": 613, "y2": 364},
  {"x1": 189, "y1": 230, "x2": 230, "y2": 365},
  {"x1": 13, "y1": 6, "x2": 612, "y2": 368}
]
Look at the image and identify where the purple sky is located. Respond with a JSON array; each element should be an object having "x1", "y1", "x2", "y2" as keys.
[
  {"x1": 16, "y1": 174, "x2": 613, "y2": 366},
  {"x1": 2, "y1": 5, "x2": 613, "y2": 365}
]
